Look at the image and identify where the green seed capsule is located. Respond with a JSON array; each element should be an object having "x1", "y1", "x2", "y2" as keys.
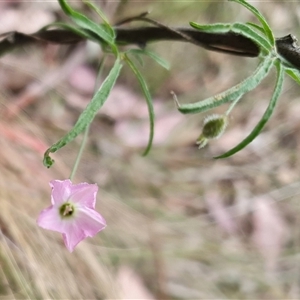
[{"x1": 196, "y1": 114, "x2": 228, "y2": 148}]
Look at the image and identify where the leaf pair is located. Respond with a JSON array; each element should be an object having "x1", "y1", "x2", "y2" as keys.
[
  {"x1": 44, "y1": 0, "x2": 300, "y2": 164},
  {"x1": 57, "y1": 0, "x2": 114, "y2": 46},
  {"x1": 216, "y1": 60, "x2": 283, "y2": 158}
]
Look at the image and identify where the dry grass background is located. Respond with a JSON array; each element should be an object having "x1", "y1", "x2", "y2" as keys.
[{"x1": 1, "y1": 0, "x2": 300, "y2": 299}]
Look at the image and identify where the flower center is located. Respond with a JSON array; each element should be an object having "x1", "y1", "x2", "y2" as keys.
[{"x1": 59, "y1": 203, "x2": 75, "y2": 218}]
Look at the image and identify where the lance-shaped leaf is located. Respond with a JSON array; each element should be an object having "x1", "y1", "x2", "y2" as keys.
[
  {"x1": 229, "y1": 0, "x2": 275, "y2": 46},
  {"x1": 215, "y1": 59, "x2": 283, "y2": 159},
  {"x1": 127, "y1": 49, "x2": 170, "y2": 70},
  {"x1": 231, "y1": 23, "x2": 272, "y2": 53},
  {"x1": 190, "y1": 22, "x2": 271, "y2": 53},
  {"x1": 246, "y1": 22, "x2": 265, "y2": 34},
  {"x1": 43, "y1": 59, "x2": 122, "y2": 168},
  {"x1": 83, "y1": 0, "x2": 115, "y2": 38},
  {"x1": 58, "y1": 0, "x2": 114, "y2": 45},
  {"x1": 177, "y1": 55, "x2": 274, "y2": 114},
  {"x1": 40, "y1": 22, "x2": 98, "y2": 42},
  {"x1": 285, "y1": 67, "x2": 300, "y2": 85},
  {"x1": 124, "y1": 54, "x2": 155, "y2": 156}
]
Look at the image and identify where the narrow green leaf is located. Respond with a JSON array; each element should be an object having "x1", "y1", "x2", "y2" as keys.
[
  {"x1": 229, "y1": 0, "x2": 275, "y2": 46},
  {"x1": 83, "y1": 0, "x2": 115, "y2": 39},
  {"x1": 177, "y1": 56, "x2": 274, "y2": 114},
  {"x1": 190, "y1": 22, "x2": 271, "y2": 53},
  {"x1": 246, "y1": 22, "x2": 265, "y2": 34},
  {"x1": 285, "y1": 67, "x2": 300, "y2": 85},
  {"x1": 58, "y1": 0, "x2": 114, "y2": 45},
  {"x1": 83, "y1": 0, "x2": 110, "y2": 25},
  {"x1": 189, "y1": 22, "x2": 231, "y2": 34},
  {"x1": 129, "y1": 52, "x2": 144, "y2": 67},
  {"x1": 43, "y1": 59, "x2": 122, "y2": 167},
  {"x1": 127, "y1": 49, "x2": 170, "y2": 70},
  {"x1": 231, "y1": 23, "x2": 271, "y2": 52},
  {"x1": 124, "y1": 54, "x2": 155, "y2": 156},
  {"x1": 215, "y1": 60, "x2": 284, "y2": 159},
  {"x1": 40, "y1": 22, "x2": 98, "y2": 42}
]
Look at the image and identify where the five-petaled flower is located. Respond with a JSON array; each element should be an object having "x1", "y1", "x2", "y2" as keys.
[{"x1": 37, "y1": 179, "x2": 106, "y2": 252}]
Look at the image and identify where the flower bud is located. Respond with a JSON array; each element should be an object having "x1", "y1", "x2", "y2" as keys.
[{"x1": 196, "y1": 114, "x2": 228, "y2": 148}]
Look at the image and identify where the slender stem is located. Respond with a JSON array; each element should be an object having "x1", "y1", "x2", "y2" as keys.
[
  {"x1": 69, "y1": 124, "x2": 90, "y2": 180},
  {"x1": 225, "y1": 95, "x2": 243, "y2": 115}
]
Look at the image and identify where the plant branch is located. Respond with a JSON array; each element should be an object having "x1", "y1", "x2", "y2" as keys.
[
  {"x1": 0, "y1": 26, "x2": 260, "y2": 57},
  {"x1": 0, "y1": 26, "x2": 300, "y2": 69}
]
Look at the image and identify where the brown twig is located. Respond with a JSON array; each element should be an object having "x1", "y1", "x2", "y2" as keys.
[
  {"x1": 0, "y1": 26, "x2": 260, "y2": 58},
  {"x1": 0, "y1": 23, "x2": 300, "y2": 69}
]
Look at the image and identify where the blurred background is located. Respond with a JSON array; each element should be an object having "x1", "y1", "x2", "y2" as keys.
[{"x1": 1, "y1": 0, "x2": 300, "y2": 299}]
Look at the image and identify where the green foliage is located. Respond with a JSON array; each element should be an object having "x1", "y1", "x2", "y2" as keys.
[
  {"x1": 177, "y1": 56, "x2": 274, "y2": 114},
  {"x1": 215, "y1": 60, "x2": 284, "y2": 158},
  {"x1": 285, "y1": 68, "x2": 300, "y2": 85},
  {"x1": 43, "y1": 0, "x2": 170, "y2": 167},
  {"x1": 126, "y1": 49, "x2": 170, "y2": 70},
  {"x1": 40, "y1": 22, "x2": 98, "y2": 42},
  {"x1": 190, "y1": 22, "x2": 272, "y2": 53},
  {"x1": 57, "y1": 0, "x2": 114, "y2": 45},
  {"x1": 43, "y1": 0, "x2": 300, "y2": 166},
  {"x1": 123, "y1": 53, "x2": 155, "y2": 156},
  {"x1": 229, "y1": 0, "x2": 275, "y2": 46},
  {"x1": 176, "y1": 0, "x2": 300, "y2": 158},
  {"x1": 43, "y1": 59, "x2": 123, "y2": 168}
]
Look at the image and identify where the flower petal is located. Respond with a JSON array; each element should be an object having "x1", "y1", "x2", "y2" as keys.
[
  {"x1": 50, "y1": 180, "x2": 72, "y2": 205},
  {"x1": 62, "y1": 224, "x2": 86, "y2": 252},
  {"x1": 70, "y1": 182, "x2": 98, "y2": 208},
  {"x1": 37, "y1": 205, "x2": 65, "y2": 233},
  {"x1": 76, "y1": 206, "x2": 107, "y2": 237}
]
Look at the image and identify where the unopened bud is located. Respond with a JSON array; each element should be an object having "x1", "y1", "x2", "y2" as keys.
[{"x1": 196, "y1": 114, "x2": 228, "y2": 148}]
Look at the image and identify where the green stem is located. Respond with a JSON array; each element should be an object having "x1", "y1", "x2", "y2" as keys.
[
  {"x1": 225, "y1": 94, "x2": 242, "y2": 115},
  {"x1": 69, "y1": 125, "x2": 90, "y2": 181}
]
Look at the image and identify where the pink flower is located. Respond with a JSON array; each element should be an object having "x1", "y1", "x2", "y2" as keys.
[{"x1": 37, "y1": 179, "x2": 106, "y2": 252}]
